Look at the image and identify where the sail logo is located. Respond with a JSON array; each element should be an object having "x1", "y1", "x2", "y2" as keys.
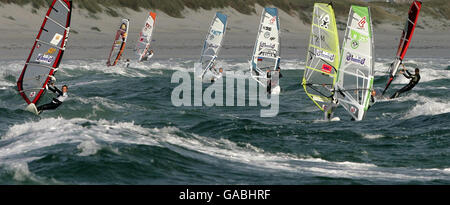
[
  {"x1": 29, "y1": 91, "x2": 36, "y2": 98},
  {"x1": 351, "y1": 40, "x2": 359, "y2": 49},
  {"x1": 50, "y1": 33, "x2": 63, "y2": 46},
  {"x1": 269, "y1": 16, "x2": 276, "y2": 25},
  {"x1": 263, "y1": 32, "x2": 271, "y2": 39},
  {"x1": 36, "y1": 53, "x2": 54, "y2": 64},
  {"x1": 313, "y1": 34, "x2": 326, "y2": 43},
  {"x1": 358, "y1": 16, "x2": 366, "y2": 29},
  {"x1": 351, "y1": 30, "x2": 368, "y2": 42},
  {"x1": 258, "y1": 49, "x2": 277, "y2": 58},
  {"x1": 346, "y1": 52, "x2": 366, "y2": 65},
  {"x1": 350, "y1": 30, "x2": 368, "y2": 49},
  {"x1": 315, "y1": 49, "x2": 335, "y2": 62},
  {"x1": 207, "y1": 43, "x2": 219, "y2": 49},
  {"x1": 259, "y1": 42, "x2": 275, "y2": 50},
  {"x1": 350, "y1": 106, "x2": 357, "y2": 114},
  {"x1": 321, "y1": 64, "x2": 332, "y2": 74},
  {"x1": 45, "y1": 48, "x2": 57, "y2": 55},
  {"x1": 263, "y1": 26, "x2": 272, "y2": 31},
  {"x1": 211, "y1": 30, "x2": 222, "y2": 36},
  {"x1": 319, "y1": 14, "x2": 330, "y2": 29}
]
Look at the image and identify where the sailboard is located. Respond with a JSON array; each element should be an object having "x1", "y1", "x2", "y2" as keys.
[
  {"x1": 197, "y1": 12, "x2": 228, "y2": 80},
  {"x1": 382, "y1": 0, "x2": 422, "y2": 95},
  {"x1": 107, "y1": 19, "x2": 129, "y2": 66},
  {"x1": 249, "y1": 8, "x2": 281, "y2": 90},
  {"x1": 302, "y1": 3, "x2": 340, "y2": 111},
  {"x1": 136, "y1": 12, "x2": 157, "y2": 62},
  {"x1": 16, "y1": 0, "x2": 72, "y2": 114},
  {"x1": 334, "y1": 5, "x2": 374, "y2": 121}
]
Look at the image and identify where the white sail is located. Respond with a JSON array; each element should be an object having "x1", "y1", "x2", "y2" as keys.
[
  {"x1": 198, "y1": 12, "x2": 228, "y2": 79},
  {"x1": 249, "y1": 8, "x2": 280, "y2": 88},
  {"x1": 334, "y1": 6, "x2": 374, "y2": 121},
  {"x1": 136, "y1": 12, "x2": 157, "y2": 62}
]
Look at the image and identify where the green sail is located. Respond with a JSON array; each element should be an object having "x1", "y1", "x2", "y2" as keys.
[
  {"x1": 302, "y1": 3, "x2": 340, "y2": 111},
  {"x1": 334, "y1": 5, "x2": 375, "y2": 121}
]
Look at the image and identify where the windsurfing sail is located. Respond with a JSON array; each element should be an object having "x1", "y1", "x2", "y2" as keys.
[
  {"x1": 334, "y1": 5, "x2": 374, "y2": 121},
  {"x1": 107, "y1": 19, "x2": 129, "y2": 66},
  {"x1": 302, "y1": 3, "x2": 340, "y2": 111},
  {"x1": 382, "y1": 0, "x2": 422, "y2": 95},
  {"x1": 249, "y1": 8, "x2": 280, "y2": 87},
  {"x1": 197, "y1": 12, "x2": 227, "y2": 79},
  {"x1": 136, "y1": 12, "x2": 157, "y2": 62},
  {"x1": 17, "y1": 0, "x2": 72, "y2": 106}
]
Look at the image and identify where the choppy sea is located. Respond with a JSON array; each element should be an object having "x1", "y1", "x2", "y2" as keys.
[{"x1": 0, "y1": 57, "x2": 449, "y2": 184}]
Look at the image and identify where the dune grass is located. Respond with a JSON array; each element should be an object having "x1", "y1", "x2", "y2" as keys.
[{"x1": 0, "y1": 0, "x2": 448, "y2": 25}]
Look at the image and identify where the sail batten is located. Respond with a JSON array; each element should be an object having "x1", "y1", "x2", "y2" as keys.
[
  {"x1": 302, "y1": 3, "x2": 340, "y2": 111},
  {"x1": 136, "y1": 12, "x2": 157, "y2": 62},
  {"x1": 106, "y1": 19, "x2": 129, "y2": 67},
  {"x1": 382, "y1": 1, "x2": 422, "y2": 94},
  {"x1": 197, "y1": 12, "x2": 228, "y2": 79},
  {"x1": 249, "y1": 8, "x2": 281, "y2": 88},
  {"x1": 17, "y1": 0, "x2": 72, "y2": 105},
  {"x1": 334, "y1": 5, "x2": 374, "y2": 121}
]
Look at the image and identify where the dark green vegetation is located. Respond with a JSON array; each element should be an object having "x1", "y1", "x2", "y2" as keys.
[{"x1": 0, "y1": 0, "x2": 448, "y2": 24}]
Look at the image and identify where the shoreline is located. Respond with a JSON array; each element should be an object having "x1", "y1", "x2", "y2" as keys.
[{"x1": 0, "y1": 4, "x2": 449, "y2": 61}]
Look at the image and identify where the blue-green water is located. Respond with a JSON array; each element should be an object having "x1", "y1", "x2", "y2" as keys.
[{"x1": 0, "y1": 58, "x2": 449, "y2": 184}]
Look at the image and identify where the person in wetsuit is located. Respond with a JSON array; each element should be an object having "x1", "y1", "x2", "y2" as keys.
[
  {"x1": 266, "y1": 70, "x2": 272, "y2": 94},
  {"x1": 266, "y1": 67, "x2": 283, "y2": 94},
  {"x1": 141, "y1": 49, "x2": 154, "y2": 61},
  {"x1": 324, "y1": 96, "x2": 339, "y2": 121},
  {"x1": 124, "y1": 59, "x2": 130, "y2": 68},
  {"x1": 210, "y1": 66, "x2": 223, "y2": 83},
  {"x1": 37, "y1": 83, "x2": 68, "y2": 114},
  {"x1": 276, "y1": 67, "x2": 283, "y2": 78},
  {"x1": 390, "y1": 65, "x2": 420, "y2": 99}
]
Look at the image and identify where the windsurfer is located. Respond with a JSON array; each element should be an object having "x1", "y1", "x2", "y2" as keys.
[
  {"x1": 390, "y1": 65, "x2": 420, "y2": 99},
  {"x1": 37, "y1": 83, "x2": 68, "y2": 114},
  {"x1": 142, "y1": 49, "x2": 154, "y2": 61},
  {"x1": 324, "y1": 95, "x2": 339, "y2": 121},
  {"x1": 210, "y1": 66, "x2": 223, "y2": 83}
]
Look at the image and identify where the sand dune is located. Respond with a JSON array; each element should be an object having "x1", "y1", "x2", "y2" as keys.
[{"x1": 0, "y1": 3, "x2": 448, "y2": 61}]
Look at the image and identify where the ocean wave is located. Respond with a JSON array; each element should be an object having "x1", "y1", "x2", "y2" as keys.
[
  {"x1": 403, "y1": 96, "x2": 450, "y2": 119},
  {"x1": 1, "y1": 118, "x2": 449, "y2": 183}
]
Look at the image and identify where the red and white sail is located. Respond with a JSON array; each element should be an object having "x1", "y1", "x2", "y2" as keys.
[
  {"x1": 382, "y1": 0, "x2": 422, "y2": 95},
  {"x1": 17, "y1": 0, "x2": 72, "y2": 105},
  {"x1": 136, "y1": 12, "x2": 157, "y2": 62}
]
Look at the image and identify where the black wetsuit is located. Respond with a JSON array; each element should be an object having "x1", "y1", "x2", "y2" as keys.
[
  {"x1": 267, "y1": 71, "x2": 282, "y2": 94},
  {"x1": 37, "y1": 86, "x2": 67, "y2": 112},
  {"x1": 390, "y1": 70, "x2": 420, "y2": 99},
  {"x1": 266, "y1": 71, "x2": 272, "y2": 94}
]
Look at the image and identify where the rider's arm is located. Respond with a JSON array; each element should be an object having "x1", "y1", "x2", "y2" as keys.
[
  {"x1": 52, "y1": 86, "x2": 63, "y2": 95},
  {"x1": 48, "y1": 84, "x2": 57, "y2": 93},
  {"x1": 403, "y1": 70, "x2": 412, "y2": 78}
]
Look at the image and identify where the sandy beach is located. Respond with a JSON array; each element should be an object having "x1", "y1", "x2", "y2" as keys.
[{"x1": 0, "y1": 3, "x2": 449, "y2": 61}]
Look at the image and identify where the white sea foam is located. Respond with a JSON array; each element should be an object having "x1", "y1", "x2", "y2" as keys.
[
  {"x1": 154, "y1": 127, "x2": 450, "y2": 182},
  {"x1": 1, "y1": 118, "x2": 449, "y2": 183},
  {"x1": 403, "y1": 96, "x2": 450, "y2": 119},
  {"x1": 363, "y1": 134, "x2": 385, "y2": 139}
]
